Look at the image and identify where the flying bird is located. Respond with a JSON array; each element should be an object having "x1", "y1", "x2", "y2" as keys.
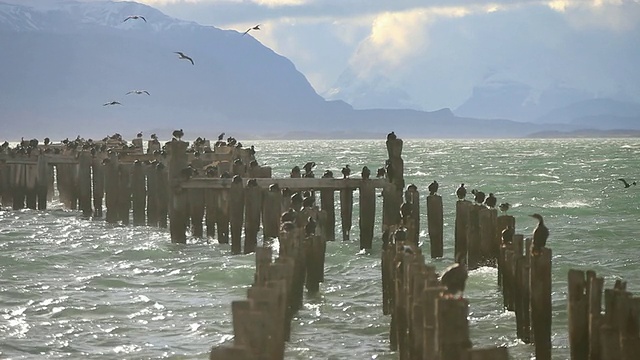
[
  {"x1": 174, "y1": 51, "x2": 194, "y2": 65},
  {"x1": 126, "y1": 90, "x2": 150, "y2": 96},
  {"x1": 123, "y1": 15, "x2": 146, "y2": 23},
  {"x1": 242, "y1": 24, "x2": 260, "y2": 36},
  {"x1": 103, "y1": 101, "x2": 122, "y2": 106},
  {"x1": 618, "y1": 178, "x2": 636, "y2": 188}
]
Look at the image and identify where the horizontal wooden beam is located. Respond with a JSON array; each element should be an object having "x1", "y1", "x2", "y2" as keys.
[
  {"x1": 182, "y1": 177, "x2": 389, "y2": 190},
  {"x1": 0, "y1": 155, "x2": 78, "y2": 165}
]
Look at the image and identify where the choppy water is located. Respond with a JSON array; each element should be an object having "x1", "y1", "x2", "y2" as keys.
[{"x1": 1, "y1": 138, "x2": 639, "y2": 359}]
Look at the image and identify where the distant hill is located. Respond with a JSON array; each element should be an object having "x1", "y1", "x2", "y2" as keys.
[{"x1": 527, "y1": 129, "x2": 640, "y2": 138}]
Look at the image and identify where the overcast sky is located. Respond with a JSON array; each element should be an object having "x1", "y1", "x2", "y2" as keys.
[{"x1": 38, "y1": 0, "x2": 640, "y2": 110}]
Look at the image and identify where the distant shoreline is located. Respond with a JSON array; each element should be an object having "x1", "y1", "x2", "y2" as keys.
[{"x1": 525, "y1": 129, "x2": 640, "y2": 139}]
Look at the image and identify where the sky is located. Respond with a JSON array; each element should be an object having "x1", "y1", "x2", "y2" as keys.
[{"x1": 20, "y1": 0, "x2": 640, "y2": 111}]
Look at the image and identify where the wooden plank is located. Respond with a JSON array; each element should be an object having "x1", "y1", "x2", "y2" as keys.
[{"x1": 183, "y1": 177, "x2": 388, "y2": 190}]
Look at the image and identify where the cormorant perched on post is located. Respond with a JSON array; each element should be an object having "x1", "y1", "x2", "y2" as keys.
[
  {"x1": 322, "y1": 170, "x2": 334, "y2": 178},
  {"x1": 456, "y1": 183, "x2": 467, "y2": 200},
  {"x1": 387, "y1": 131, "x2": 397, "y2": 141},
  {"x1": 530, "y1": 213, "x2": 549, "y2": 255},
  {"x1": 44, "y1": 137, "x2": 50, "y2": 146},
  {"x1": 440, "y1": 253, "x2": 468, "y2": 299},
  {"x1": 136, "y1": 132, "x2": 143, "y2": 138},
  {"x1": 376, "y1": 167, "x2": 386, "y2": 178},
  {"x1": 341, "y1": 165, "x2": 351, "y2": 179},
  {"x1": 499, "y1": 202, "x2": 511, "y2": 215},
  {"x1": 305, "y1": 217, "x2": 316, "y2": 236},
  {"x1": 303, "y1": 161, "x2": 316, "y2": 177},
  {"x1": 472, "y1": 189, "x2": 486, "y2": 205},
  {"x1": 172, "y1": 129, "x2": 184, "y2": 141},
  {"x1": 290, "y1": 165, "x2": 301, "y2": 178},
  {"x1": 618, "y1": 178, "x2": 636, "y2": 188},
  {"x1": 361, "y1": 166, "x2": 371, "y2": 180},
  {"x1": 428, "y1": 180, "x2": 439, "y2": 195},
  {"x1": 501, "y1": 224, "x2": 514, "y2": 246},
  {"x1": 485, "y1": 193, "x2": 497, "y2": 208}
]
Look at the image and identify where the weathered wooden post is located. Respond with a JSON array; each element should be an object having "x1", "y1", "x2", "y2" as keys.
[
  {"x1": 467, "y1": 204, "x2": 482, "y2": 269},
  {"x1": 304, "y1": 234, "x2": 325, "y2": 293},
  {"x1": 262, "y1": 184, "x2": 281, "y2": 241},
  {"x1": 383, "y1": 133, "x2": 404, "y2": 231},
  {"x1": 36, "y1": 153, "x2": 49, "y2": 210},
  {"x1": 11, "y1": 164, "x2": 26, "y2": 210},
  {"x1": 436, "y1": 297, "x2": 472, "y2": 360},
  {"x1": 479, "y1": 206, "x2": 497, "y2": 264},
  {"x1": 204, "y1": 189, "x2": 217, "y2": 240},
  {"x1": 339, "y1": 186, "x2": 353, "y2": 241},
  {"x1": 229, "y1": 175, "x2": 245, "y2": 254},
  {"x1": 188, "y1": 187, "x2": 205, "y2": 238},
  {"x1": 568, "y1": 269, "x2": 589, "y2": 360},
  {"x1": 156, "y1": 162, "x2": 169, "y2": 228},
  {"x1": 530, "y1": 247, "x2": 552, "y2": 360},
  {"x1": 320, "y1": 171, "x2": 336, "y2": 241},
  {"x1": 168, "y1": 140, "x2": 189, "y2": 243},
  {"x1": 281, "y1": 187, "x2": 292, "y2": 211},
  {"x1": 403, "y1": 185, "x2": 420, "y2": 248},
  {"x1": 359, "y1": 168, "x2": 376, "y2": 250},
  {"x1": 587, "y1": 271, "x2": 604, "y2": 360},
  {"x1": 0, "y1": 161, "x2": 12, "y2": 208},
  {"x1": 217, "y1": 179, "x2": 231, "y2": 244},
  {"x1": 91, "y1": 156, "x2": 104, "y2": 217},
  {"x1": 131, "y1": 160, "x2": 146, "y2": 225},
  {"x1": 145, "y1": 162, "x2": 158, "y2": 226},
  {"x1": 103, "y1": 154, "x2": 119, "y2": 223},
  {"x1": 117, "y1": 163, "x2": 131, "y2": 225},
  {"x1": 426, "y1": 190, "x2": 443, "y2": 259},
  {"x1": 244, "y1": 179, "x2": 261, "y2": 254},
  {"x1": 78, "y1": 151, "x2": 93, "y2": 217},
  {"x1": 25, "y1": 163, "x2": 37, "y2": 210}
]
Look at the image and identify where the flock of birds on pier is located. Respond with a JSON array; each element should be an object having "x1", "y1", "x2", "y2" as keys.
[{"x1": 101, "y1": 14, "x2": 261, "y2": 107}]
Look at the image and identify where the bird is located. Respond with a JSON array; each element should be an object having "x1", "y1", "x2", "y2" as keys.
[
  {"x1": 618, "y1": 178, "x2": 636, "y2": 188},
  {"x1": 126, "y1": 90, "x2": 150, "y2": 96},
  {"x1": 103, "y1": 101, "x2": 122, "y2": 106},
  {"x1": 387, "y1": 131, "x2": 397, "y2": 141},
  {"x1": 305, "y1": 216, "x2": 316, "y2": 236},
  {"x1": 499, "y1": 202, "x2": 510, "y2": 214},
  {"x1": 440, "y1": 253, "x2": 468, "y2": 299},
  {"x1": 172, "y1": 129, "x2": 184, "y2": 141},
  {"x1": 136, "y1": 132, "x2": 143, "y2": 138},
  {"x1": 456, "y1": 183, "x2": 467, "y2": 200},
  {"x1": 428, "y1": 180, "x2": 439, "y2": 195},
  {"x1": 218, "y1": 132, "x2": 225, "y2": 141},
  {"x1": 472, "y1": 189, "x2": 486, "y2": 205},
  {"x1": 123, "y1": 15, "x2": 146, "y2": 23},
  {"x1": 43, "y1": 137, "x2": 50, "y2": 146},
  {"x1": 501, "y1": 224, "x2": 514, "y2": 246},
  {"x1": 485, "y1": 193, "x2": 497, "y2": 208},
  {"x1": 322, "y1": 170, "x2": 334, "y2": 178},
  {"x1": 303, "y1": 161, "x2": 316, "y2": 174},
  {"x1": 341, "y1": 165, "x2": 351, "y2": 179},
  {"x1": 530, "y1": 213, "x2": 549, "y2": 255},
  {"x1": 361, "y1": 166, "x2": 371, "y2": 180},
  {"x1": 376, "y1": 167, "x2": 386, "y2": 178},
  {"x1": 174, "y1": 51, "x2": 194, "y2": 65},
  {"x1": 242, "y1": 24, "x2": 260, "y2": 36},
  {"x1": 150, "y1": 133, "x2": 158, "y2": 141}
]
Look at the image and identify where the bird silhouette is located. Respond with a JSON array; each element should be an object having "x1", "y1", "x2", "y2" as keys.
[
  {"x1": 123, "y1": 15, "x2": 146, "y2": 23},
  {"x1": 242, "y1": 24, "x2": 261, "y2": 36},
  {"x1": 428, "y1": 180, "x2": 439, "y2": 195},
  {"x1": 440, "y1": 253, "x2": 468, "y2": 299},
  {"x1": 361, "y1": 166, "x2": 371, "y2": 180},
  {"x1": 530, "y1": 213, "x2": 549, "y2": 255},
  {"x1": 303, "y1": 161, "x2": 316, "y2": 174},
  {"x1": 172, "y1": 129, "x2": 184, "y2": 141},
  {"x1": 341, "y1": 165, "x2": 351, "y2": 179},
  {"x1": 103, "y1": 101, "x2": 122, "y2": 106},
  {"x1": 501, "y1": 224, "x2": 514, "y2": 246},
  {"x1": 485, "y1": 193, "x2": 497, "y2": 208},
  {"x1": 456, "y1": 183, "x2": 467, "y2": 200},
  {"x1": 499, "y1": 202, "x2": 511, "y2": 214},
  {"x1": 136, "y1": 132, "x2": 143, "y2": 138},
  {"x1": 618, "y1": 178, "x2": 636, "y2": 188},
  {"x1": 174, "y1": 51, "x2": 194, "y2": 65},
  {"x1": 126, "y1": 90, "x2": 150, "y2": 96}
]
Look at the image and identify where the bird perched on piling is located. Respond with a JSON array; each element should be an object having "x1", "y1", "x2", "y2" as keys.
[
  {"x1": 618, "y1": 178, "x2": 636, "y2": 188},
  {"x1": 172, "y1": 129, "x2": 184, "y2": 141},
  {"x1": 322, "y1": 170, "x2": 334, "y2": 178},
  {"x1": 136, "y1": 132, "x2": 143, "y2": 138},
  {"x1": 290, "y1": 165, "x2": 301, "y2": 178},
  {"x1": 124, "y1": 15, "x2": 146, "y2": 22},
  {"x1": 439, "y1": 253, "x2": 468, "y2": 299},
  {"x1": 376, "y1": 167, "x2": 386, "y2": 178},
  {"x1": 281, "y1": 208, "x2": 296, "y2": 223},
  {"x1": 530, "y1": 213, "x2": 549, "y2": 255},
  {"x1": 456, "y1": 183, "x2": 467, "y2": 200},
  {"x1": 303, "y1": 161, "x2": 316, "y2": 174},
  {"x1": 428, "y1": 180, "x2": 439, "y2": 195},
  {"x1": 242, "y1": 24, "x2": 260, "y2": 36},
  {"x1": 501, "y1": 224, "x2": 514, "y2": 246},
  {"x1": 387, "y1": 131, "x2": 397, "y2": 141},
  {"x1": 174, "y1": 51, "x2": 194, "y2": 65},
  {"x1": 341, "y1": 165, "x2": 351, "y2": 179},
  {"x1": 472, "y1": 189, "x2": 486, "y2": 205},
  {"x1": 361, "y1": 166, "x2": 371, "y2": 180},
  {"x1": 499, "y1": 202, "x2": 510, "y2": 215},
  {"x1": 305, "y1": 217, "x2": 316, "y2": 237},
  {"x1": 485, "y1": 193, "x2": 497, "y2": 208}
]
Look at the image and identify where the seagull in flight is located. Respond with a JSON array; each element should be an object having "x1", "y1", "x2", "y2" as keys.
[
  {"x1": 242, "y1": 24, "x2": 260, "y2": 36},
  {"x1": 124, "y1": 15, "x2": 146, "y2": 23},
  {"x1": 126, "y1": 90, "x2": 150, "y2": 96},
  {"x1": 103, "y1": 101, "x2": 122, "y2": 106},
  {"x1": 618, "y1": 178, "x2": 636, "y2": 188},
  {"x1": 174, "y1": 51, "x2": 194, "y2": 65}
]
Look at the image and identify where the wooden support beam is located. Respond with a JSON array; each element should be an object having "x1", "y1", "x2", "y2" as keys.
[{"x1": 183, "y1": 177, "x2": 388, "y2": 190}]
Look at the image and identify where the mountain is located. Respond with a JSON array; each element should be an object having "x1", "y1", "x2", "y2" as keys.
[{"x1": 0, "y1": 0, "x2": 582, "y2": 139}]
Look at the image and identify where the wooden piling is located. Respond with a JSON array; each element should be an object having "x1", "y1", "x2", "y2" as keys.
[
  {"x1": 320, "y1": 175, "x2": 335, "y2": 241},
  {"x1": 467, "y1": 204, "x2": 482, "y2": 269},
  {"x1": 103, "y1": 154, "x2": 119, "y2": 223},
  {"x1": 478, "y1": 207, "x2": 497, "y2": 264},
  {"x1": 339, "y1": 187, "x2": 353, "y2": 241},
  {"x1": 145, "y1": 162, "x2": 158, "y2": 226},
  {"x1": 156, "y1": 163, "x2": 169, "y2": 228},
  {"x1": 204, "y1": 189, "x2": 217, "y2": 239},
  {"x1": 426, "y1": 194, "x2": 443, "y2": 258},
  {"x1": 168, "y1": 140, "x2": 189, "y2": 243},
  {"x1": 12, "y1": 164, "x2": 26, "y2": 210},
  {"x1": 131, "y1": 160, "x2": 146, "y2": 225},
  {"x1": 188, "y1": 188, "x2": 205, "y2": 237},
  {"x1": 244, "y1": 179, "x2": 261, "y2": 254},
  {"x1": 436, "y1": 297, "x2": 472, "y2": 360},
  {"x1": 304, "y1": 234, "x2": 325, "y2": 293},
  {"x1": 587, "y1": 272, "x2": 604, "y2": 360},
  {"x1": 229, "y1": 176, "x2": 245, "y2": 254},
  {"x1": 36, "y1": 154, "x2": 49, "y2": 210},
  {"x1": 217, "y1": 187, "x2": 230, "y2": 244},
  {"x1": 78, "y1": 151, "x2": 93, "y2": 217},
  {"x1": 91, "y1": 156, "x2": 104, "y2": 217},
  {"x1": 359, "y1": 177, "x2": 376, "y2": 250},
  {"x1": 568, "y1": 269, "x2": 589, "y2": 360},
  {"x1": 262, "y1": 184, "x2": 281, "y2": 240},
  {"x1": 25, "y1": 163, "x2": 37, "y2": 210},
  {"x1": 0, "y1": 161, "x2": 11, "y2": 208},
  {"x1": 117, "y1": 163, "x2": 131, "y2": 225},
  {"x1": 530, "y1": 247, "x2": 552, "y2": 360}
]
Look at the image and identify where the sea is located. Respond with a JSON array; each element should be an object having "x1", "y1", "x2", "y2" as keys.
[{"x1": 1, "y1": 138, "x2": 639, "y2": 360}]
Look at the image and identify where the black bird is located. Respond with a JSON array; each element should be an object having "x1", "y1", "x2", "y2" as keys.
[
  {"x1": 439, "y1": 253, "x2": 468, "y2": 299},
  {"x1": 103, "y1": 101, "x2": 122, "y2": 106},
  {"x1": 136, "y1": 132, "x2": 143, "y2": 138},
  {"x1": 124, "y1": 15, "x2": 146, "y2": 22},
  {"x1": 126, "y1": 90, "x2": 150, "y2": 96},
  {"x1": 341, "y1": 165, "x2": 351, "y2": 179},
  {"x1": 618, "y1": 178, "x2": 636, "y2": 188},
  {"x1": 472, "y1": 189, "x2": 486, "y2": 205},
  {"x1": 387, "y1": 131, "x2": 397, "y2": 141},
  {"x1": 150, "y1": 133, "x2": 158, "y2": 141},
  {"x1": 322, "y1": 170, "x2": 334, "y2": 179},
  {"x1": 305, "y1": 216, "x2": 316, "y2": 237},
  {"x1": 44, "y1": 137, "x2": 50, "y2": 146},
  {"x1": 530, "y1": 213, "x2": 549, "y2": 255},
  {"x1": 290, "y1": 166, "x2": 301, "y2": 178},
  {"x1": 174, "y1": 51, "x2": 194, "y2": 65},
  {"x1": 428, "y1": 180, "x2": 439, "y2": 195},
  {"x1": 281, "y1": 208, "x2": 296, "y2": 223},
  {"x1": 501, "y1": 224, "x2": 514, "y2": 246},
  {"x1": 376, "y1": 167, "x2": 386, "y2": 178},
  {"x1": 361, "y1": 166, "x2": 371, "y2": 180},
  {"x1": 499, "y1": 202, "x2": 511, "y2": 214},
  {"x1": 303, "y1": 161, "x2": 316, "y2": 174},
  {"x1": 242, "y1": 24, "x2": 261, "y2": 36},
  {"x1": 485, "y1": 193, "x2": 497, "y2": 208},
  {"x1": 456, "y1": 183, "x2": 467, "y2": 200},
  {"x1": 218, "y1": 132, "x2": 225, "y2": 141},
  {"x1": 172, "y1": 129, "x2": 184, "y2": 141}
]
